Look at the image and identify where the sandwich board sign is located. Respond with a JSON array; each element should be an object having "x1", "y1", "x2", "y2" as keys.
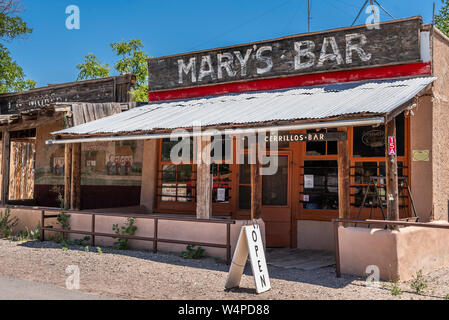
[{"x1": 225, "y1": 223, "x2": 271, "y2": 294}]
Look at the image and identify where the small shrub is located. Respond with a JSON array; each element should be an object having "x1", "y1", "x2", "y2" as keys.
[
  {"x1": 56, "y1": 212, "x2": 71, "y2": 243},
  {"x1": 30, "y1": 222, "x2": 41, "y2": 241},
  {"x1": 112, "y1": 218, "x2": 137, "y2": 250},
  {"x1": 50, "y1": 185, "x2": 65, "y2": 209},
  {"x1": 0, "y1": 207, "x2": 19, "y2": 238},
  {"x1": 84, "y1": 246, "x2": 89, "y2": 252},
  {"x1": 180, "y1": 245, "x2": 206, "y2": 259},
  {"x1": 72, "y1": 236, "x2": 90, "y2": 246},
  {"x1": 444, "y1": 294, "x2": 449, "y2": 300},
  {"x1": 389, "y1": 278, "x2": 402, "y2": 296},
  {"x1": 96, "y1": 247, "x2": 103, "y2": 254},
  {"x1": 410, "y1": 270, "x2": 428, "y2": 294}
]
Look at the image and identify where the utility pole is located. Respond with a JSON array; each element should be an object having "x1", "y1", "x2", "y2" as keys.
[{"x1": 308, "y1": 0, "x2": 311, "y2": 32}]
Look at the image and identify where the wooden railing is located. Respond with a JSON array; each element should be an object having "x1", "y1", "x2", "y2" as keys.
[
  {"x1": 332, "y1": 218, "x2": 449, "y2": 278},
  {"x1": 40, "y1": 209, "x2": 235, "y2": 264}
]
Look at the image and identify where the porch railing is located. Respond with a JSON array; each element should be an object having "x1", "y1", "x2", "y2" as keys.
[
  {"x1": 40, "y1": 209, "x2": 235, "y2": 264},
  {"x1": 332, "y1": 218, "x2": 449, "y2": 278}
]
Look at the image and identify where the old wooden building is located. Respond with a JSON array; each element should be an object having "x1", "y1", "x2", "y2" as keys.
[{"x1": 0, "y1": 74, "x2": 137, "y2": 208}]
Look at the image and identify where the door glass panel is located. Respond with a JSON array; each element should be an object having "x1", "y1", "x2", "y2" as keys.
[
  {"x1": 302, "y1": 160, "x2": 338, "y2": 210},
  {"x1": 262, "y1": 155, "x2": 288, "y2": 206}
]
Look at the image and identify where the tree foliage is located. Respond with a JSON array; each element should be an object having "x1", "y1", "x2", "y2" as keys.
[
  {"x1": 76, "y1": 54, "x2": 110, "y2": 81},
  {"x1": 0, "y1": 0, "x2": 35, "y2": 93},
  {"x1": 435, "y1": 0, "x2": 449, "y2": 37},
  {"x1": 0, "y1": 42, "x2": 35, "y2": 93},
  {"x1": 76, "y1": 39, "x2": 150, "y2": 102}
]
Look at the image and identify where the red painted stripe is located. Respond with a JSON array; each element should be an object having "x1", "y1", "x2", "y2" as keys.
[{"x1": 148, "y1": 62, "x2": 431, "y2": 102}]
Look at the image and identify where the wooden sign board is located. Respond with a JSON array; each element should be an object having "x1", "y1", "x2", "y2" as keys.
[
  {"x1": 266, "y1": 131, "x2": 347, "y2": 143},
  {"x1": 0, "y1": 75, "x2": 135, "y2": 114},
  {"x1": 149, "y1": 17, "x2": 421, "y2": 92},
  {"x1": 225, "y1": 224, "x2": 271, "y2": 294}
]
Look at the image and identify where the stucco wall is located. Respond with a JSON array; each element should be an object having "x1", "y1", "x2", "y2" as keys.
[
  {"x1": 297, "y1": 220, "x2": 334, "y2": 251},
  {"x1": 410, "y1": 95, "x2": 433, "y2": 221},
  {"x1": 3, "y1": 207, "x2": 265, "y2": 261},
  {"x1": 140, "y1": 140, "x2": 158, "y2": 212},
  {"x1": 339, "y1": 222, "x2": 449, "y2": 281},
  {"x1": 69, "y1": 214, "x2": 264, "y2": 260},
  {"x1": 431, "y1": 30, "x2": 449, "y2": 221}
]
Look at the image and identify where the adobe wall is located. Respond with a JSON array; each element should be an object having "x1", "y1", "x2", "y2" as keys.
[
  {"x1": 339, "y1": 223, "x2": 449, "y2": 281},
  {"x1": 2, "y1": 207, "x2": 263, "y2": 261},
  {"x1": 297, "y1": 220, "x2": 334, "y2": 252},
  {"x1": 409, "y1": 95, "x2": 433, "y2": 221},
  {"x1": 140, "y1": 140, "x2": 158, "y2": 212},
  {"x1": 431, "y1": 29, "x2": 449, "y2": 221}
]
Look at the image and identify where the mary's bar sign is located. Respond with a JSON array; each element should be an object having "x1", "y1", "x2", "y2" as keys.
[{"x1": 148, "y1": 17, "x2": 422, "y2": 92}]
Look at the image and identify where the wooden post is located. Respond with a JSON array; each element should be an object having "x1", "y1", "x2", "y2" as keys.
[
  {"x1": 250, "y1": 142, "x2": 262, "y2": 220},
  {"x1": 64, "y1": 144, "x2": 72, "y2": 210},
  {"x1": 196, "y1": 136, "x2": 212, "y2": 219},
  {"x1": 337, "y1": 128, "x2": 350, "y2": 220},
  {"x1": 70, "y1": 143, "x2": 81, "y2": 210},
  {"x1": 386, "y1": 119, "x2": 400, "y2": 224},
  {"x1": 1, "y1": 131, "x2": 10, "y2": 204}
]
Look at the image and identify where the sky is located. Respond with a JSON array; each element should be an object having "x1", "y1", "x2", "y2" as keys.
[{"x1": 5, "y1": 0, "x2": 442, "y2": 87}]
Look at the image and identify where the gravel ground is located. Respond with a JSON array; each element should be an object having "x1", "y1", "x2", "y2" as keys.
[{"x1": 0, "y1": 239, "x2": 448, "y2": 300}]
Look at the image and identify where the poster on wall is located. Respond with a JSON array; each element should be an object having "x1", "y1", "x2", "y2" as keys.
[
  {"x1": 35, "y1": 140, "x2": 143, "y2": 186},
  {"x1": 304, "y1": 175, "x2": 314, "y2": 189},
  {"x1": 161, "y1": 184, "x2": 177, "y2": 202}
]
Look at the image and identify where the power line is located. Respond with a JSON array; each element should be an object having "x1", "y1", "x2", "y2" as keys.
[
  {"x1": 186, "y1": 0, "x2": 295, "y2": 52},
  {"x1": 351, "y1": 0, "x2": 395, "y2": 26}
]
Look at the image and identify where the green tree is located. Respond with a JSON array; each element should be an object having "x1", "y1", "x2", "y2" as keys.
[
  {"x1": 435, "y1": 0, "x2": 449, "y2": 36},
  {"x1": 76, "y1": 53, "x2": 110, "y2": 80},
  {"x1": 0, "y1": 0, "x2": 35, "y2": 93},
  {"x1": 77, "y1": 39, "x2": 150, "y2": 102},
  {"x1": 0, "y1": 43, "x2": 36, "y2": 93},
  {"x1": 111, "y1": 39, "x2": 149, "y2": 102}
]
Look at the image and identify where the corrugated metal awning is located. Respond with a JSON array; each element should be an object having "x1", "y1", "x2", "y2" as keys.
[{"x1": 52, "y1": 77, "x2": 435, "y2": 139}]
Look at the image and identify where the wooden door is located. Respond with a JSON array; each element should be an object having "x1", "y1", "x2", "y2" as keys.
[{"x1": 261, "y1": 153, "x2": 292, "y2": 247}]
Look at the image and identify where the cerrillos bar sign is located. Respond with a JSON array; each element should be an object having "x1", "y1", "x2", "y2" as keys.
[
  {"x1": 148, "y1": 17, "x2": 422, "y2": 92},
  {"x1": 266, "y1": 131, "x2": 347, "y2": 143}
]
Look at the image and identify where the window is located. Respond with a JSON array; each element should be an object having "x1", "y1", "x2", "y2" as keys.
[
  {"x1": 306, "y1": 128, "x2": 338, "y2": 155},
  {"x1": 161, "y1": 164, "x2": 194, "y2": 202},
  {"x1": 262, "y1": 155, "x2": 288, "y2": 206},
  {"x1": 353, "y1": 114, "x2": 405, "y2": 157},
  {"x1": 238, "y1": 155, "x2": 251, "y2": 210},
  {"x1": 160, "y1": 138, "x2": 195, "y2": 203},
  {"x1": 352, "y1": 161, "x2": 407, "y2": 209},
  {"x1": 211, "y1": 163, "x2": 231, "y2": 203},
  {"x1": 302, "y1": 160, "x2": 338, "y2": 210},
  {"x1": 161, "y1": 137, "x2": 193, "y2": 162}
]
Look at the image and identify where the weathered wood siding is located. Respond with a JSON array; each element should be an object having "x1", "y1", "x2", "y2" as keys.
[{"x1": 8, "y1": 141, "x2": 35, "y2": 200}]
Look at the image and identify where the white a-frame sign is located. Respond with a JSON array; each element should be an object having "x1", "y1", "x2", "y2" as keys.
[{"x1": 225, "y1": 223, "x2": 271, "y2": 294}]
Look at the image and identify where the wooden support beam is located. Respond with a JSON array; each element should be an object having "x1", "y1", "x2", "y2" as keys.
[
  {"x1": 64, "y1": 143, "x2": 72, "y2": 210},
  {"x1": 1, "y1": 131, "x2": 10, "y2": 204},
  {"x1": 386, "y1": 119, "x2": 400, "y2": 225},
  {"x1": 70, "y1": 143, "x2": 81, "y2": 210},
  {"x1": 250, "y1": 142, "x2": 262, "y2": 220},
  {"x1": 196, "y1": 136, "x2": 212, "y2": 219},
  {"x1": 337, "y1": 128, "x2": 350, "y2": 220}
]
